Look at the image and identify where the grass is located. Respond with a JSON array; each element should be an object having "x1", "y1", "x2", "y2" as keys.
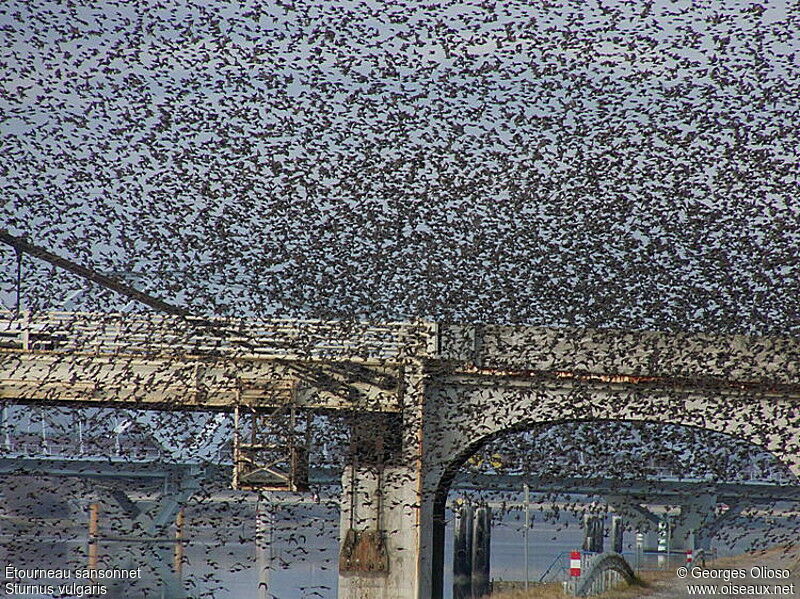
[{"x1": 486, "y1": 569, "x2": 677, "y2": 599}]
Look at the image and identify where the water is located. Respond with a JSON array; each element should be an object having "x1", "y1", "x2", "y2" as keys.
[{"x1": 1, "y1": 500, "x2": 795, "y2": 598}]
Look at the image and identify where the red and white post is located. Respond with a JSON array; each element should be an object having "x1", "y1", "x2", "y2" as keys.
[
  {"x1": 570, "y1": 551, "x2": 582, "y2": 578},
  {"x1": 686, "y1": 549, "x2": 693, "y2": 566}
]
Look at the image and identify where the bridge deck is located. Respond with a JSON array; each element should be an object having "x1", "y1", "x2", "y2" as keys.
[
  {"x1": 2, "y1": 312, "x2": 799, "y2": 412},
  {"x1": 0, "y1": 311, "x2": 434, "y2": 362}
]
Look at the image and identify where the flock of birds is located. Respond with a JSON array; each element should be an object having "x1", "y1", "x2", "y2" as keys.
[
  {"x1": 2, "y1": 0, "x2": 799, "y2": 331},
  {"x1": 1, "y1": 0, "x2": 799, "y2": 597}
]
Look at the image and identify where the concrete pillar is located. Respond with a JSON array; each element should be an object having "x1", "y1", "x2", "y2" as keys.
[
  {"x1": 669, "y1": 527, "x2": 695, "y2": 552},
  {"x1": 453, "y1": 504, "x2": 473, "y2": 599},
  {"x1": 582, "y1": 515, "x2": 604, "y2": 553},
  {"x1": 694, "y1": 528, "x2": 712, "y2": 551},
  {"x1": 471, "y1": 506, "x2": 491, "y2": 598},
  {"x1": 610, "y1": 516, "x2": 624, "y2": 553},
  {"x1": 670, "y1": 494, "x2": 716, "y2": 551},
  {"x1": 155, "y1": 543, "x2": 184, "y2": 599},
  {"x1": 606, "y1": 498, "x2": 662, "y2": 553},
  {"x1": 0, "y1": 403, "x2": 11, "y2": 450},
  {"x1": 338, "y1": 365, "x2": 436, "y2": 599},
  {"x1": 641, "y1": 530, "x2": 660, "y2": 553},
  {"x1": 692, "y1": 502, "x2": 744, "y2": 552},
  {"x1": 338, "y1": 464, "x2": 433, "y2": 599}
]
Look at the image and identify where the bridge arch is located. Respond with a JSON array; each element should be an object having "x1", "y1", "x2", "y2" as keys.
[{"x1": 422, "y1": 376, "x2": 800, "y2": 598}]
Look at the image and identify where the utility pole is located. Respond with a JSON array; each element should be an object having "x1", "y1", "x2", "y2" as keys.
[
  {"x1": 14, "y1": 248, "x2": 22, "y2": 319},
  {"x1": 524, "y1": 483, "x2": 530, "y2": 591}
]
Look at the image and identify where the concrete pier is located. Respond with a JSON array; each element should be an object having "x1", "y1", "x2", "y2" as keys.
[{"x1": 452, "y1": 504, "x2": 473, "y2": 599}]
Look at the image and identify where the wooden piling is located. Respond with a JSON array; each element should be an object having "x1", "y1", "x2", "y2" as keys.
[
  {"x1": 174, "y1": 507, "x2": 185, "y2": 576},
  {"x1": 88, "y1": 503, "x2": 99, "y2": 569}
]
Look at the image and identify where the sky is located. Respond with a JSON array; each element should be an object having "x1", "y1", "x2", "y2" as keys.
[
  {"x1": 1, "y1": 0, "x2": 799, "y2": 334},
  {"x1": 1, "y1": 7, "x2": 799, "y2": 594}
]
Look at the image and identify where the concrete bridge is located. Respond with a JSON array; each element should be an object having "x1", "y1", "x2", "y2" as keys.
[{"x1": 1, "y1": 311, "x2": 799, "y2": 598}]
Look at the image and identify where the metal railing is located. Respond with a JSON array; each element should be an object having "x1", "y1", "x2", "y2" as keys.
[
  {"x1": 564, "y1": 552, "x2": 636, "y2": 597},
  {"x1": 538, "y1": 550, "x2": 571, "y2": 583}
]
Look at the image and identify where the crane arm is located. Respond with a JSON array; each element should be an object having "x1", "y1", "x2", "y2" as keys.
[{"x1": 0, "y1": 229, "x2": 188, "y2": 316}]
